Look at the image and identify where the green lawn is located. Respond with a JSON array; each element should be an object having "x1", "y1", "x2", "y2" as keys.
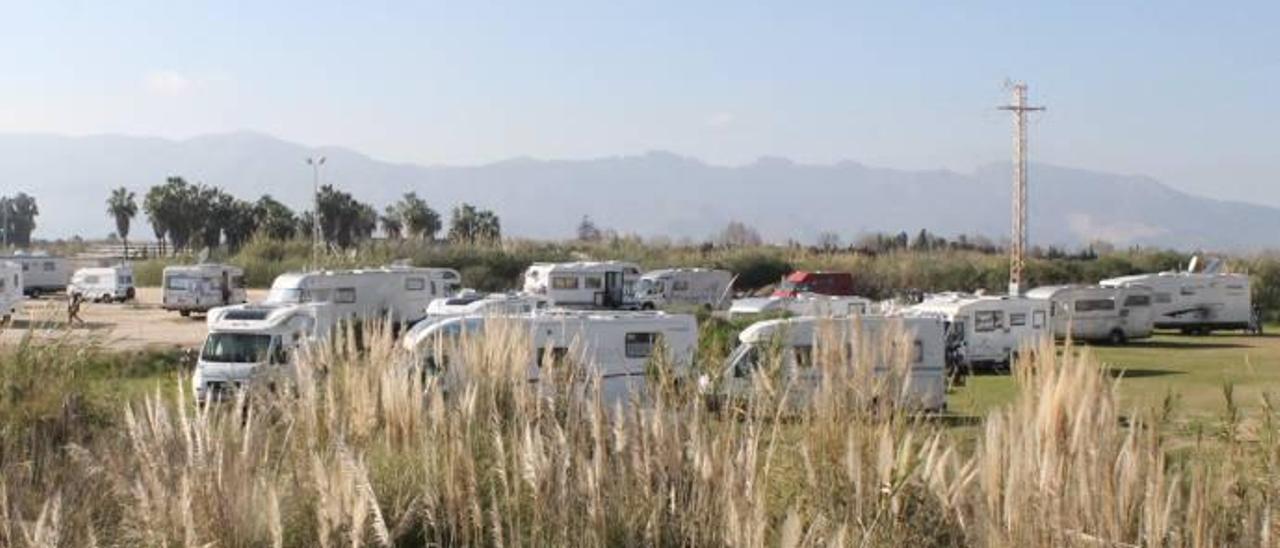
[{"x1": 948, "y1": 325, "x2": 1280, "y2": 422}]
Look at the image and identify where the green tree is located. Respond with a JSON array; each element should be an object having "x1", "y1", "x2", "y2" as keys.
[
  {"x1": 448, "y1": 203, "x2": 502, "y2": 245},
  {"x1": 0, "y1": 193, "x2": 39, "y2": 248},
  {"x1": 381, "y1": 205, "x2": 403, "y2": 240},
  {"x1": 253, "y1": 195, "x2": 297, "y2": 240},
  {"x1": 392, "y1": 192, "x2": 441, "y2": 240},
  {"x1": 106, "y1": 187, "x2": 138, "y2": 257}
]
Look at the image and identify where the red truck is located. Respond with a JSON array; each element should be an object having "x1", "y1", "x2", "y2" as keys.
[{"x1": 772, "y1": 271, "x2": 856, "y2": 297}]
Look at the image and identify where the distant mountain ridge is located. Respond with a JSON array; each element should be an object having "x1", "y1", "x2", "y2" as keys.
[{"x1": 2, "y1": 131, "x2": 1276, "y2": 251}]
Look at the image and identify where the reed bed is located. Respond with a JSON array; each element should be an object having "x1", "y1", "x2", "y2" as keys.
[{"x1": 0, "y1": 322, "x2": 1276, "y2": 547}]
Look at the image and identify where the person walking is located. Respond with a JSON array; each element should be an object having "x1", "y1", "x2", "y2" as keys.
[{"x1": 67, "y1": 293, "x2": 85, "y2": 327}]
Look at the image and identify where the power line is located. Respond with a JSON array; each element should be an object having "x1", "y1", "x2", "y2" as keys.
[{"x1": 998, "y1": 82, "x2": 1045, "y2": 296}]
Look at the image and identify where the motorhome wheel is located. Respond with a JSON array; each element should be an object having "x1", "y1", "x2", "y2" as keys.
[
  {"x1": 1107, "y1": 329, "x2": 1127, "y2": 345},
  {"x1": 179, "y1": 310, "x2": 191, "y2": 318}
]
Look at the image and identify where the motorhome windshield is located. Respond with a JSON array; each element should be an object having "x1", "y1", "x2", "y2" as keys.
[
  {"x1": 201, "y1": 333, "x2": 273, "y2": 363},
  {"x1": 266, "y1": 288, "x2": 303, "y2": 304},
  {"x1": 635, "y1": 279, "x2": 661, "y2": 295}
]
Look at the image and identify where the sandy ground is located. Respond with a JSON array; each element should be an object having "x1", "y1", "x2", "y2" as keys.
[{"x1": 0, "y1": 287, "x2": 269, "y2": 351}]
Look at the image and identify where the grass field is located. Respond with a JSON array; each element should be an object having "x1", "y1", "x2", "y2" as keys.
[{"x1": 950, "y1": 325, "x2": 1280, "y2": 424}]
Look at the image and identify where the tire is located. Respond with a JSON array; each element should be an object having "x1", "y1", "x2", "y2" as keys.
[
  {"x1": 1107, "y1": 329, "x2": 1127, "y2": 345},
  {"x1": 179, "y1": 310, "x2": 192, "y2": 318},
  {"x1": 641, "y1": 302, "x2": 656, "y2": 311}
]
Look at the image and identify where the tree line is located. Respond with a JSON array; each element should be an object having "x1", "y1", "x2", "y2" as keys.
[{"x1": 102, "y1": 177, "x2": 502, "y2": 255}]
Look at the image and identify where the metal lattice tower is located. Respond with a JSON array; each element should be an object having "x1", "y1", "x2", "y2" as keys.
[{"x1": 998, "y1": 83, "x2": 1044, "y2": 296}]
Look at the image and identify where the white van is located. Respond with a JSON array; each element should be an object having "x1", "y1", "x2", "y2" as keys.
[
  {"x1": 1026, "y1": 285, "x2": 1154, "y2": 343},
  {"x1": 633, "y1": 268, "x2": 734, "y2": 310},
  {"x1": 68, "y1": 265, "x2": 135, "y2": 303},
  {"x1": 728, "y1": 293, "x2": 872, "y2": 319},
  {"x1": 193, "y1": 302, "x2": 338, "y2": 402},
  {"x1": 0, "y1": 262, "x2": 23, "y2": 322},
  {"x1": 1101, "y1": 265, "x2": 1254, "y2": 334},
  {"x1": 403, "y1": 310, "x2": 698, "y2": 407},
  {"x1": 264, "y1": 266, "x2": 461, "y2": 325},
  {"x1": 162, "y1": 264, "x2": 248, "y2": 317},
  {"x1": 0, "y1": 254, "x2": 69, "y2": 297},
  {"x1": 522, "y1": 261, "x2": 642, "y2": 308},
  {"x1": 907, "y1": 293, "x2": 1050, "y2": 369},
  {"x1": 705, "y1": 315, "x2": 947, "y2": 412}
]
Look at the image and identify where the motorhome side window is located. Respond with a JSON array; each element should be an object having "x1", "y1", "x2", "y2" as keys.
[
  {"x1": 551, "y1": 276, "x2": 579, "y2": 290},
  {"x1": 405, "y1": 277, "x2": 426, "y2": 291},
  {"x1": 1154, "y1": 292, "x2": 1172, "y2": 304},
  {"x1": 535, "y1": 347, "x2": 570, "y2": 367},
  {"x1": 974, "y1": 311, "x2": 1002, "y2": 332},
  {"x1": 43, "y1": 262, "x2": 55, "y2": 271},
  {"x1": 583, "y1": 276, "x2": 603, "y2": 290},
  {"x1": 85, "y1": 275, "x2": 100, "y2": 284},
  {"x1": 20, "y1": 264, "x2": 29, "y2": 272},
  {"x1": 1009, "y1": 313, "x2": 1027, "y2": 327},
  {"x1": 791, "y1": 345, "x2": 813, "y2": 368},
  {"x1": 1032, "y1": 310, "x2": 1045, "y2": 328},
  {"x1": 625, "y1": 332, "x2": 660, "y2": 358},
  {"x1": 1180, "y1": 286, "x2": 1197, "y2": 296},
  {"x1": 672, "y1": 280, "x2": 689, "y2": 291},
  {"x1": 1123, "y1": 295, "x2": 1151, "y2": 307},
  {"x1": 335, "y1": 288, "x2": 357, "y2": 304},
  {"x1": 912, "y1": 340, "x2": 923, "y2": 363},
  {"x1": 1075, "y1": 299, "x2": 1115, "y2": 312}
]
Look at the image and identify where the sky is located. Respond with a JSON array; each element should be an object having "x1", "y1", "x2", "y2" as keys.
[{"x1": 1, "y1": 1, "x2": 1277, "y2": 206}]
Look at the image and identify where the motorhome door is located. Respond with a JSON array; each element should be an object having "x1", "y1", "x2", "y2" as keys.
[{"x1": 604, "y1": 271, "x2": 624, "y2": 308}]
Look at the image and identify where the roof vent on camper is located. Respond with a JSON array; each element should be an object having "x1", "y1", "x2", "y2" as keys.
[{"x1": 223, "y1": 309, "x2": 271, "y2": 321}]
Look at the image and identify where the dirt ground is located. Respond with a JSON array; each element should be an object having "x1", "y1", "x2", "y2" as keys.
[{"x1": 0, "y1": 287, "x2": 269, "y2": 351}]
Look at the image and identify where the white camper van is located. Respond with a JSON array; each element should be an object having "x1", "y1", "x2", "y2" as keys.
[
  {"x1": 0, "y1": 254, "x2": 69, "y2": 297},
  {"x1": 522, "y1": 261, "x2": 642, "y2": 308},
  {"x1": 404, "y1": 310, "x2": 698, "y2": 407},
  {"x1": 162, "y1": 264, "x2": 248, "y2": 316},
  {"x1": 705, "y1": 315, "x2": 947, "y2": 412},
  {"x1": 633, "y1": 268, "x2": 734, "y2": 310},
  {"x1": 67, "y1": 265, "x2": 135, "y2": 302},
  {"x1": 907, "y1": 293, "x2": 1050, "y2": 369},
  {"x1": 264, "y1": 266, "x2": 461, "y2": 325},
  {"x1": 1026, "y1": 285, "x2": 1154, "y2": 343},
  {"x1": 728, "y1": 293, "x2": 873, "y2": 319},
  {"x1": 0, "y1": 262, "x2": 23, "y2": 322},
  {"x1": 1101, "y1": 263, "x2": 1255, "y2": 334},
  {"x1": 193, "y1": 302, "x2": 338, "y2": 402}
]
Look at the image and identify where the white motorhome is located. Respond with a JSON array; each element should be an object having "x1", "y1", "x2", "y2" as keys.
[
  {"x1": 633, "y1": 268, "x2": 734, "y2": 310},
  {"x1": 403, "y1": 310, "x2": 698, "y2": 407},
  {"x1": 0, "y1": 254, "x2": 70, "y2": 297},
  {"x1": 1026, "y1": 285, "x2": 1154, "y2": 343},
  {"x1": 162, "y1": 264, "x2": 248, "y2": 316},
  {"x1": 0, "y1": 262, "x2": 23, "y2": 322},
  {"x1": 424, "y1": 291, "x2": 550, "y2": 320},
  {"x1": 264, "y1": 266, "x2": 461, "y2": 325},
  {"x1": 705, "y1": 315, "x2": 948, "y2": 412},
  {"x1": 522, "y1": 261, "x2": 642, "y2": 308},
  {"x1": 907, "y1": 293, "x2": 1050, "y2": 369},
  {"x1": 193, "y1": 302, "x2": 338, "y2": 402},
  {"x1": 728, "y1": 293, "x2": 872, "y2": 319},
  {"x1": 67, "y1": 265, "x2": 135, "y2": 302},
  {"x1": 1101, "y1": 262, "x2": 1255, "y2": 334}
]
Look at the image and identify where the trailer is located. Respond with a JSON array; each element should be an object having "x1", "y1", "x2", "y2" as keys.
[
  {"x1": 162, "y1": 264, "x2": 248, "y2": 317},
  {"x1": 704, "y1": 315, "x2": 948, "y2": 412},
  {"x1": 1026, "y1": 285, "x2": 1154, "y2": 343},
  {"x1": 772, "y1": 271, "x2": 856, "y2": 297},
  {"x1": 1101, "y1": 264, "x2": 1255, "y2": 334},
  {"x1": 403, "y1": 309, "x2": 698, "y2": 407},
  {"x1": 728, "y1": 293, "x2": 872, "y2": 319},
  {"x1": 0, "y1": 254, "x2": 69, "y2": 297},
  {"x1": 263, "y1": 266, "x2": 461, "y2": 325},
  {"x1": 632, "y1": 268, "x2": 734, "y2": 310},
  {"x1": 906, "y1": 293, "x2": 1050, "y2": 370},
  {"x1": 68, "y1": 265, "x2": 135, "y2": 303},
  {"x1": 521, "y1": 261, "x2": 641, "y2": 308},
  {"x1": 0, "y1": 262, "x2": 23, "y2": 322},
  {"x1": 193, "y1": 302, "x2": 338, "y2": 402}
]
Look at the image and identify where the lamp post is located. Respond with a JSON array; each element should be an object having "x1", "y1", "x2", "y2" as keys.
[{"x1": 306, "y1": 156, "x2": 326, "y2": 269}]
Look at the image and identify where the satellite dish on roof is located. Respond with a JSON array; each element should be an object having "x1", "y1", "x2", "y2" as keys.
[{"x1": 197, "y1": 247, "x2": 211, "y2": 264}]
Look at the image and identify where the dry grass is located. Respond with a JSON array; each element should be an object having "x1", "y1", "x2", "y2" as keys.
[{"x1": 0, "y1": 321, "x2": 1277, "y2": 547}]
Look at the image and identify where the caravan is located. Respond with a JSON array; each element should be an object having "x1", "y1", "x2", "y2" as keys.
[
  {"x1": 264, "y1": 266, "x2": 461, "y2": 325},
  {"x1": 907, "y1": 293, "x2": 1050, "y2": 369},
  {"x1": 705, "y1": 315, "x2": 948, "y2": 412},
  {"x1": 162, "y1": 264, "x2": 248, "y2": 316},
  {"x1": 193, "y1": 303, "x2": 338, "y2": 402},
  {"x1": 632, "y1": 268, "x2": 734, "y2": 310},
  {"x1": 0, "y1": 262, "x2": 23, "y2": 322},
  {"x1": 68, "y1": 265, "x2": 135, "y2": 302},
  {"x1": 522, "y1": 261, "x2": 642, "y2": 308},
  {"x1": 728, "y1": 293, "x2": 872, "y2": 319},
  {"x1": 1101, "y1": 261, "x2": 1255, "y2": 334},
  {"x1": 0, "y1": 254, "x2": 69, "y2": 297},
  {"x1": 423, "y1": 291, "x2": 551, "y2": 320},
  {"x1": 404, "y1": 310, "x2": 698, "y2": 407},
  {"x1": 1026, "y1": 285, "x2": 1154, "y2": 343}
]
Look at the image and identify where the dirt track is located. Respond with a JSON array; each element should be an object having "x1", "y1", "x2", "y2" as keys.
[{"x1": 0, "y1": 287, "x2": 268, "y2": 351}]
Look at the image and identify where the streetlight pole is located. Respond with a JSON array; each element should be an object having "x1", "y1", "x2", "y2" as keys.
[{"x1": 306, "y1": 156, "x2": 326, "y2": 269}]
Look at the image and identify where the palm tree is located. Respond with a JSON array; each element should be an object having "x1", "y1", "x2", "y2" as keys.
[{"x1": 106, "y1": 187, "x2": 138, "y2": 258}]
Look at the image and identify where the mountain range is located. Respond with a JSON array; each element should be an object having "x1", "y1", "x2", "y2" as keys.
[{"x1": 3, "y1": 131, "x2": 1276, "y2": 251}]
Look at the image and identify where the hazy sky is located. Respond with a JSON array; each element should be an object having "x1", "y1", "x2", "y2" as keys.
[{"x1": 2, "y1": 1, "x2": 1277, "y2": 205}]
